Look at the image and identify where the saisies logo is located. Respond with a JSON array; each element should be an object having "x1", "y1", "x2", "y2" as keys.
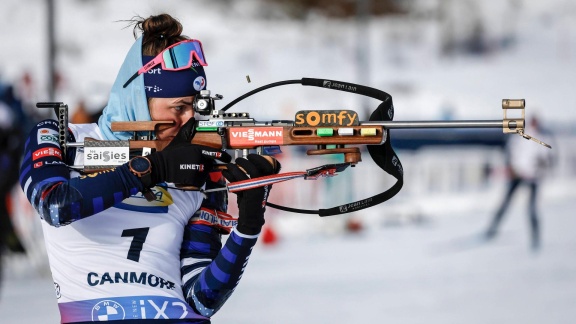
[
  {"x1": 84, "y1": 147, "x2": 130, "y2": 166},
  {"x1": 85, "y1": 151, "x2": 127, "y2": 162}
]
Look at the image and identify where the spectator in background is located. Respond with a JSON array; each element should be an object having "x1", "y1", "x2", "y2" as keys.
[
  {"x1": 0, "y1": 82, "x2": 27, "y2": 293},
  {"x1": 70, "y1": 99, "x2": 101, "y2": 124},
  {"x1": 484, "y1": 116, "x2": 554, "y2": 251},
  {"x1": 16, "y1": 72, "x2": 49, "y2": 130}
]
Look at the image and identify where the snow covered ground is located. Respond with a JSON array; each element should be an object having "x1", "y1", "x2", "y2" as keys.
[{"x1": 1, "y1": 183, "x2": 576, "y2": 324}]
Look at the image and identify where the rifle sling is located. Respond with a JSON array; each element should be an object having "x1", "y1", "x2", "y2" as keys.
[
  {"x1": 221, "y1": 77, "x2": 404, "y2": 216},
  {"x1": 267, "y1": 97, "x2": 404, "y2": 216}
]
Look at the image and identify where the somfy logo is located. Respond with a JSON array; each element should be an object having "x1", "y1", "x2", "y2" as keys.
[{"x1": 295, "y1": 110, "x2": 359, "y2": 127}]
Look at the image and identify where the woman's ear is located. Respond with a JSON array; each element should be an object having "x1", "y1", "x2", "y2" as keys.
[{"x1": 147, "y1": 97, "x2": 155, "y2": 119}]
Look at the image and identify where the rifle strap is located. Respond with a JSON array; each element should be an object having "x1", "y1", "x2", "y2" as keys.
[
  {"x1": 267, "y1": 96, "x2": 404, "y2": 216},
  {"x1": 222, "y1": 77, "x2": 404, "y2": 217}
]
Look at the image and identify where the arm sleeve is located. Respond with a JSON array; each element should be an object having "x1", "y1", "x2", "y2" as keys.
[
  {"x1": 18, "y1": 119, "x2": 145, "y2": 227},
  {"x1": 181, "y1": 225, "x2": 258, "y2": 318},
  {"x1": 181, "y1": 174, "x2": 259, "y2": 317}
]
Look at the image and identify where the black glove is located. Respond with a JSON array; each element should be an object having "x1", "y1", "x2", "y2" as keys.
[
  {"x1": 222, "y1": 154, "x2": 281, "y2": 235},
  {"x1": 147, "y1": 118, "x2": 231, "y2": 188}
]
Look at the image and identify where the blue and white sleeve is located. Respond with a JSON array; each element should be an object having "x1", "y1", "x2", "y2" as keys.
[
  {"x1": 181, "y1": 176, "x2": 259, "y2": 318},
  {"x1": 181, "y1": 224, "x2": 259, "y2": 317},
  {"x1": 19, "y1": 119, "x2": 145, "y2": 227}
]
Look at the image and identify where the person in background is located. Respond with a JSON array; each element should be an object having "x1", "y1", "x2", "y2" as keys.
[
  {"x1": 19, "y1": 13, "x2": 280, "y2": 323},
  {"x1": 485, "y1": 116, "x2": 554, "y2": 250},
  {"x1": 71, "y1": 100, "x2": 98, "y2": 124},
  {"x1": 0, "y1": 82, "x2": 27, "y2": 295}
]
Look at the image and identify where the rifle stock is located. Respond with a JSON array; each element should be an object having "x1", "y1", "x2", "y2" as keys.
[{"x1": 112, "y1": 121, "x2": 386, "y2": 164}]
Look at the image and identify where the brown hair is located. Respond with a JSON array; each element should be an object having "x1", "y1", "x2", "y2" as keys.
[{"x1": 128, "y1": 14, "x2": 189, "y2": 56}]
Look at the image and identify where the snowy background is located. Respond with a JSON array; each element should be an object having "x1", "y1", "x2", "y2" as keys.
[{"x1": 1, "y1": 0, "x2": 576, "y2": 323}]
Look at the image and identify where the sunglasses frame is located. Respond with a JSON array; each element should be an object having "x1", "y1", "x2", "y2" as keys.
[{"x1": 123, "y1": 39, "x2": 208, "y2": 88}]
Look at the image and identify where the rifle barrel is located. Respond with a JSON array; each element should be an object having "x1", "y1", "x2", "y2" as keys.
[{"x1": 361, "y1": 120, "x2": 506, "y2": 129}]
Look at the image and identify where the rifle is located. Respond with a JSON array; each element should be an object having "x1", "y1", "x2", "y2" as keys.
[{"x1": 37, "y1": 78, "x2": 550, "y2": 216}]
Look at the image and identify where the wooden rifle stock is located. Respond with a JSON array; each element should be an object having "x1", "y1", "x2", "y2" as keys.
[{"x1": 112, "y1": 121, "x2": 386, "y2": 164}]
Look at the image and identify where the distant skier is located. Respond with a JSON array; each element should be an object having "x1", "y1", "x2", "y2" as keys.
[{"x1": 485, "y1": 116, "x2": 554, "y2": 250}]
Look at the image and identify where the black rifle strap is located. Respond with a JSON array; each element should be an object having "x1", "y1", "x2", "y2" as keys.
[
  {"x1": 221, "y1": 77, "x2": 404, "y2": 216},
  {"x1": 266, "y1": 79, "x2": 404, "y2": 216}
]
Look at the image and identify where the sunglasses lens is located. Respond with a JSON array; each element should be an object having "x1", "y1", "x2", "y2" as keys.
[{"x1": 162, "y1": 41, "x2": 206, "y2": 69}]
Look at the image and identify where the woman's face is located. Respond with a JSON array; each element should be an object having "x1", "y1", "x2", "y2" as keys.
[{"x1": 148, "y1": 96, "x2": 195, "y2": 140}]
